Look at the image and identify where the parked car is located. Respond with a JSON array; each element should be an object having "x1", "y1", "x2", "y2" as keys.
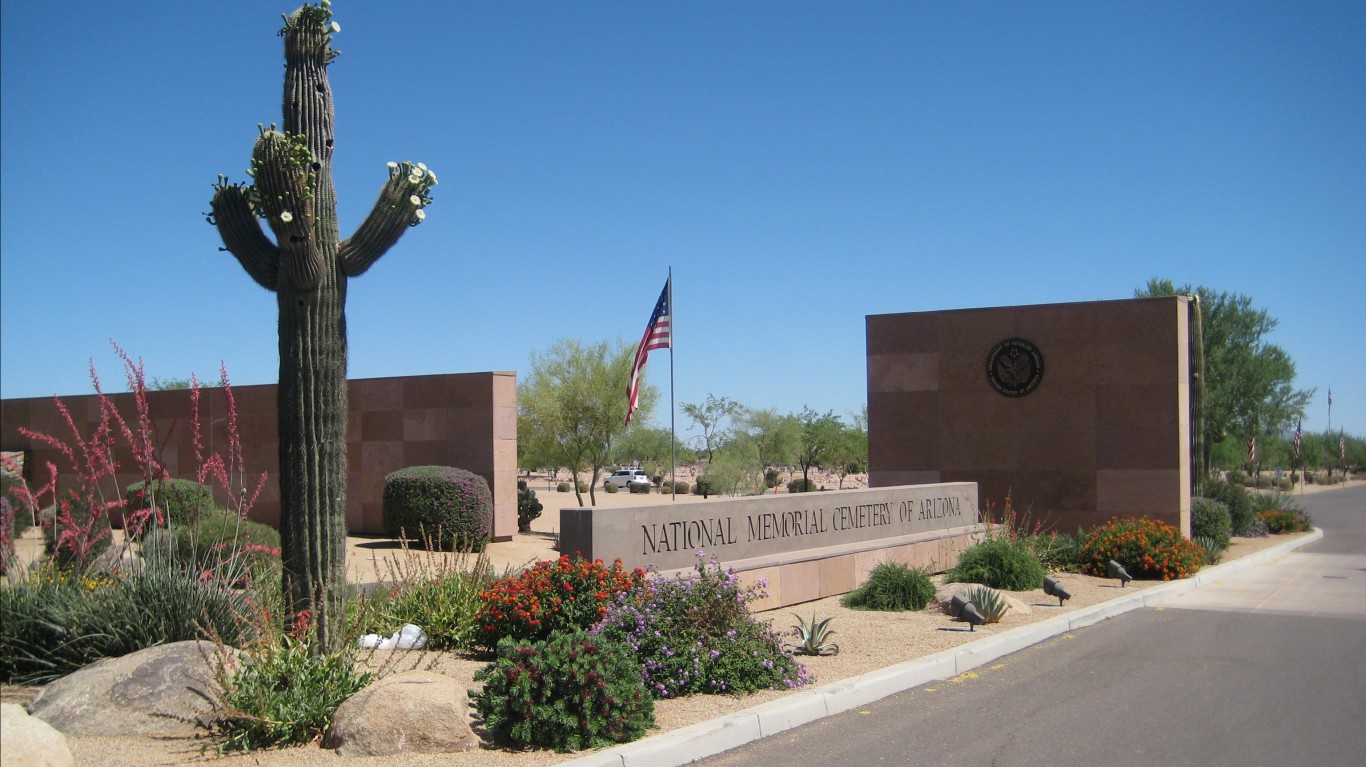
[{"x1": 604, "y1": 469, "x2": 652, "y2": 490}]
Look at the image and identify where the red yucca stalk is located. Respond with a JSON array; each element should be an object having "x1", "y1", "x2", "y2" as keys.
[{"x1": 13, "y1": 343, "x2": 267, "y2": 574}]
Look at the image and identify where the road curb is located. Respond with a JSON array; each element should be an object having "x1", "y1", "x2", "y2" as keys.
[{"x1": 557, "y1": 529, "x2": 1323, "y2": 767}]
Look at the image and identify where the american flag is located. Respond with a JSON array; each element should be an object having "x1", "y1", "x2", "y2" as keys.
[
  {"x1": 1342, "y1": 433, "x2": 1348, "y2": 463},
  {"x1": 1247, "y1": 437, "x2": 1257, "y2": 464},
  {"x1": 1293, "y1": 419, "x2": 1303, "y2": 460},
  {"x1": 626, "y1": 277, "x2": 671, "y2": 425}
]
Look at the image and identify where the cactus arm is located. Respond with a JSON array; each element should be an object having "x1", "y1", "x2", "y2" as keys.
[
  {"x1": 339, "y1": 162, "x2": 434, "y2": 277},
  {"x1": 210, "y1": 182, "x2": 279, "y2": 291},
  {"x1": 252, "y1": 129, "x2": 324, "y2": 291}
]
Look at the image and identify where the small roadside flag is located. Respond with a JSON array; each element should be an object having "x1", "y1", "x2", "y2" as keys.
[
  {"x1": 1293, "y1": 420, "x2": 1303, "y2": 461},
  {"x1": 1247, "y1": 437, "x2": 1257, "y2": 465},
  {"x1": 626, "y1": 277, "x2": 671, "y2": 425}
]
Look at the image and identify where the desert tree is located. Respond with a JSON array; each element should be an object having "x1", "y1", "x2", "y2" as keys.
[
  {"x1": 680, "y1": 394, "x2": 744, "y2": 464},
  {"x1": 518, "y1": 339, "x2": 657, "y2": 506}
]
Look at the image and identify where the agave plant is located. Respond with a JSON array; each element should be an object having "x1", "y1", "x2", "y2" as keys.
[
  {"x1": 1193, "y1": 534, "x2": 1227, "y2": 564},
  {"x1": 789, "y1": 613, "x2": 839, "y2": 656},
  {"x1": 965, "y1": 586, "x2": 1010, "y2": 624}
]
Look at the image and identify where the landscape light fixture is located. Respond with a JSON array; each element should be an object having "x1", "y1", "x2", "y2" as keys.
[
  {"x1": 1043, "y1": 576, "x2": 1071, "y2": 606},
  {"x1": 950, "y1": 594, "x2": 968, "y2": 619},
  {"x1": 960, "y1": 602, "x2": 986, "y2": 631},
  {"x1": 1107, "y1": 559, "x2": 1133, "y2": 587}
]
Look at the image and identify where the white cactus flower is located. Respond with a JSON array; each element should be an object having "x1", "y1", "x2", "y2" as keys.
[
  {"x1": 330, "y1": 21, "x2": 341, "y2": 33},
  {"x1": 427, "y1": 170, "x2": 438, "y2": 185},
  {"x1": 387, "y1": 161, "x2": 398, "y2": 169},
  {"x1": 280, "y1": 211, "x2": 294, "y2": 223},
  {"x1": 417, "y1": 162, "x2": 428, "y2": 172},
  {"x1": 410, "y1": 194, "x2": 422, "y2": 206},
  {"x1": 414, "y1": 209, "x2": 426, "y2": 222}
]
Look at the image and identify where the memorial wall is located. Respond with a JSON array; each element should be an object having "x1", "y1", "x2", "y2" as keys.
[{"x1": 867, "y1": 296, "x2": 1193, "y2": 535}]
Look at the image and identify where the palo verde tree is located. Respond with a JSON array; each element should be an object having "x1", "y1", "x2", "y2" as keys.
[
  {"x1": 681, "y1": 394, "x2": 744, "y2": 463},
  {"x1": 518, "y1": 339, "x2": 658, "y2": 507},
  {"x1": 207, "y1": 2, "x2": 436, "y2": 651},
  {"x1": 1137, "y1": 279, "x2": 1312, "y2": 479}
]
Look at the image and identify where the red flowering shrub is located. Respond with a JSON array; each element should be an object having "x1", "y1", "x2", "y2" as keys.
[
  {"x1": 475, "y1": 556, "x2": 646, "y2": 648},
  {"x1": 1079, "y1": 517, "x2": 1204, "y2": 581}
]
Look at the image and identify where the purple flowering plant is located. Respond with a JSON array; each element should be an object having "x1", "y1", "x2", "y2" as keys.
[{"x1": 591, "y1": 551, "x2": 812, "y2": 698}]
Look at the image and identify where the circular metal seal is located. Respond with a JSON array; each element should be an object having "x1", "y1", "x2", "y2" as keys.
[{"x1": 986, "y1": 338, "x2": 1044, "y2": 397}]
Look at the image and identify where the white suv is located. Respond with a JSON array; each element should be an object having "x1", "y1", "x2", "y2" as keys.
[{"x1": 604, "y1": 469, "x2": 652, "y2": 490}]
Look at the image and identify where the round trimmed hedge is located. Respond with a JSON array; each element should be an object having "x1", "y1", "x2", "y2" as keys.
[
  {"x1": 382, "y1": 466, "x2": 492, "y2": 551},
  {"x1": 1190, "y1": 496, "x2": 1231, "y2": 548}
]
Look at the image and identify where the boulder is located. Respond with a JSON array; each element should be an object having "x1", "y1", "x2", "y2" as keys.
[
  {"x1": 1, "y1": 702, "x2": 74, "y2": 767},
  {"x1": 28, "y1": 640, "x2": 234, "y2": 736},
  {"x1": 322, "y1": 670, "x2": 478, "y2": 756},
  {"x1": 930, "y1": 582, "x2": 1032, "y2": 616}
]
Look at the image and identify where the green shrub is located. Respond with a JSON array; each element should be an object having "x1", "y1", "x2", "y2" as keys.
[
  {"x1": 603, "y1": 482, "x2": 619, "y2": 494},
  {"x1": 593, "y1": 555, "x2": 813, "y2": 698},
  {"x1": 629, "y1": 482, "x2": 650, "y2": 494},
  {"x1": 557, "y1": 481, "x2": 573, "y2": 493},
  {"x1": 693, "y1": 477, "x2": 713, "y2": 496},
  {"x1": 670, "y1": 481, "x2": 690, "y2": 495},
  {"x1": 1255, "y1": 475, "x2": 1273, "y2": 489},
  {"x1": 1276, "y1": 478, "x2": 1293, "y2": 490},
  {"x1": 786, "y1": 478, "x2": 817, "y2": 493},
  {"x1": 1190, "y1": 497, "x2": 1232, "y2": 548},
  {"x1": 1250, "y1": 491, "x2": 1313, "y2": 533},
  {"x1": 472, "y1": 628, "x2": 654, "y2": 752},
  {"x1": 475, "y1": 556, "x2": 646, "y2": 647},
  {"x1": 1020, "y1": 530, "x2": 1082, "y2": 573},
  {"x1": 764, "y1": 469, "x2": 782, "y2": 488},
  {"x1": 1079, "y1": 517, "x2": 1204, "y2": 581},
  {"x1": 122, "y1": 478, "x2": 215, "y2": 533},
  {"x1": 0, "y1": 563, "x2": 262, "y2": 684},
  {"x1": 517, "y1": 481, "x2": 543, "y2": 533},
  {"x1": 382, "y1": 466, "x2": 493, "y2": 552},
  {"x1": 576, "y1": 480, "x2": 589, "y2": 493},
  {"x1": 214, "y1": 638, "x2": 372, "y2": 753},
  {"x1": 1203, "y1": 479, "x2": 1255, "y2": 536},
  {"x1": 141, "y1": 507, "x2": 280, "y2": 580},
  {"x1": 841, "y1": 561, "x2": 935, "y2": 611},
  {"x1": 1226, "y1": 469, "x2": 1247, "y2": 485},
  {"x1": 1258, "y1": 510, "x2": 1313, "y2": 534},
  {"x1": 365, "y1": 549, "x2": 497, "y2": 650},
  {"x1": 946, "y1": 538, "x2": 1045, "y2": 591}
]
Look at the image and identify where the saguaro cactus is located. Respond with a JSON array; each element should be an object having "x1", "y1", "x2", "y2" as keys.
[{"x1": 208, "y1": 2, "x2": 435, "y2": 651}]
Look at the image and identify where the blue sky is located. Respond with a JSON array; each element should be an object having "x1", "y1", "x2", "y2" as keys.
[{"x1": 2, "y1": 1, "x2": 1362, "y2": 440}]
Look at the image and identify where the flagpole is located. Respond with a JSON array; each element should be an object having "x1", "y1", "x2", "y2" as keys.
[{"x1": 669, "y1": 266, "x2": 676, "y2": 501}]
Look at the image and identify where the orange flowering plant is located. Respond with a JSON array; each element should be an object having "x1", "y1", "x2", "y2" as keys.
[
  {"x1": 1079, "y1": 517, "x2": 1204, "y2": 581},
  {"x1": 475, "y1": 555, "x2": 646, "y2": 648}
]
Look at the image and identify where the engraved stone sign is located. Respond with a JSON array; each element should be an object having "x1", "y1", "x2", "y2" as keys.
[{"x1": 560, "y1": 482, "x2": 979, "y2": 572}]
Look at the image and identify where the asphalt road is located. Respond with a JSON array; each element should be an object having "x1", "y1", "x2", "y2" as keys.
[{"x1": 695, "y1": 485, "x2": 1366, "y2": 767}]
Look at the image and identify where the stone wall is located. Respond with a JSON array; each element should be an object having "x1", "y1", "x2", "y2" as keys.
[
  {"x1": 561, "y1": 483, "x2": 985, "y2": 610},
  {"x1": 866, "y1": 297, "x2": 1192, "y2": 535},
  {"x1": 0, "y1": 372, "x2": 518, "y2": 539}
]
